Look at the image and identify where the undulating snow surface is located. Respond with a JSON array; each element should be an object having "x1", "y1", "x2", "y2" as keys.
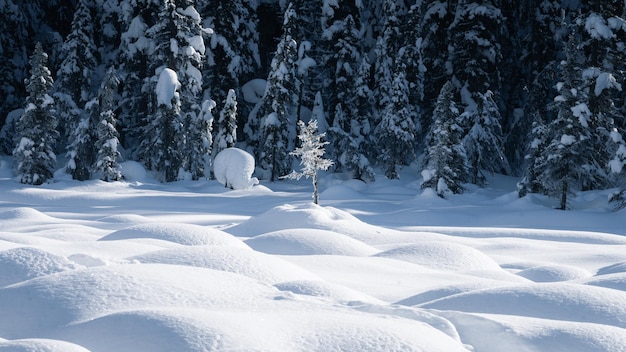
[{"x1": 1, "y1": 158, "x2": 626, "y2": 351}]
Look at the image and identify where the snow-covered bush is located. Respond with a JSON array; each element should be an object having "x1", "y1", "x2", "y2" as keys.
[{"x1": 213, "y1": 148, "x2": 259, "y2": 190}]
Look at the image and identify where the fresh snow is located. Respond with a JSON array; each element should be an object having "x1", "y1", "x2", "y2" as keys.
[
  {"x1": 212, "y1": 147, "x2": 258, "y2": 190},
  {"x1": 1, "y1": 158, "x2": 626, "y2": 351}
]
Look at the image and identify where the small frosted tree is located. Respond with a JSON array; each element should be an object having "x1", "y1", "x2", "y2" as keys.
[{"x1": 285, "y1": 119, "x2": 333, "y2": 205}]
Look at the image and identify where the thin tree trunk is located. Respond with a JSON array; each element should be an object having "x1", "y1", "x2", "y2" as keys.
[
  {"x1": 313, "y1": 172, "x2": 319, "y2": 205},
  {"x1": 559, "y1": 181, "x2": 568, "y2": 210}
]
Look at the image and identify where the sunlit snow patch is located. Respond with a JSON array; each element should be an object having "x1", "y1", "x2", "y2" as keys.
[
  {"x1": 130, "y1": 245, "x2": 319, "y2": 284},
  {"x1": 245, "y1": 228, "x2": 378, "y2": 256},
  {"x1": 0, "y1": 338, "x2": 90, "y2": 352},
  {"x1": 100, "y1": 223, "x2": 247, "y2": 247},
  {"x1": 375, "y1": 242, "x2": 502, "y2": 272},
  {"x1": 0, "y1": 247, "x2": 79, "y2": 287}
]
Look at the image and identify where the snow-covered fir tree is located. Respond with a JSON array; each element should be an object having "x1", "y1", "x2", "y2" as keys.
[
  {"x1": 94, "y1": 70, "x2": 122, "y2": 182},
  {"x1": 536, "y1": 33, "x2": 604, "y2": 209},
  {"x1": 247, "y1": 3, "x2": 298, "y2": 181},
  {"x1": 417, "y1": 0, "x2": 456, "y2": 119},
  {"x1": 212, "y1": 89, "x2": 238, "y2": 163},
  {"x1": 13, "y1": 43, "x2": 59, "y2": 185},
  {"x1": 0, "y1": 0, "x2": 28, "y2": 135},
  {"x1": 142, "y1": 68, "x2": 183, "y2": 182},
  {"x1": 448, "y1": 0, "x2": 503, "y2": 102},
  {"x1": 517, "y1": 112, "x2": 548, "y2": 197},
  {"x1": 65, "y1": 103, "x2": 95, "y2": 181},
  {"x1": 54, "y1": 0, "x2": 99, "y2": 147},
  {"x1": 285, "y1": 119, "x2": 333, "y2": 205},
  {"x1": 422, "y1": 81, "x2": 468, "y2": 198},
  {"x1": 374, "y1": 0, "x2": 405, "y2": 124},
  {"x1": 463, "y1": 90, "x2": 510, "y2": 186},
  {"x1": 116, "y1": 0, "x2": 161, "y2": 152},
  {"x1": 375, "y1": 62, "x2": 417, "y2": 179},
  {"x1": 200, "y1": 0, "x2": 260, "y2": 112}
]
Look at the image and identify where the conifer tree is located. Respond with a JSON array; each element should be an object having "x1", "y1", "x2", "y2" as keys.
[
  {"x1": 94, "y1": 70, "x2": 122, "y2": 182},
  {"x1": 448, "y1": 0, "x2": 503, "y2": 101},
  {"x1": 463, "y1": 90, "x2": 510, "y2": 186},
  {"x1": 55, "y1": 0, "x2": 99, "y2": 147},
  {"x1": 536, "y1": 34, "x2": 602, "y2": 209},
  {"x1": 65, "y1": 104, "x2": 95, "y2": 181},
  {"x1": 422, "y1": 81, "x2": 468, "y2": 197},
  {"x1": 517, "y1": 112, "x2": 548, "y2": 197},
  {"x1": 376, "y1": 62, "x2": 417, "y2": 179},
  {"x1": 248, "y1": 3, "x2": 298, "y2": 181},
  {"x1": 13, "y1": 43, "x2": 59, "y2": 185},
  {"x1": 212, "y1": 89, "x2": 237, "y2": 162},
  {"x1": 200, "y1": 0, "x2": 260, "y2": 111},
  {"x1": 0, "y1": 0, "x2": 28, "y2": 132}
]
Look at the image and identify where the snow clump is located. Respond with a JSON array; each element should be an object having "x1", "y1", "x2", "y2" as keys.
[{"x1": 213, "y1": 148, "x2": 259, "y2": 190}]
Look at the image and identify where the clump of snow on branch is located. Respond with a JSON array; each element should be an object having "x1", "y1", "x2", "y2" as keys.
[{"x1": 156, "y1": 68, "x2": 180, "y2": 108}]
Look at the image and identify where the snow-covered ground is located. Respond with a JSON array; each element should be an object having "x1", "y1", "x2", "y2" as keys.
[{"x1": 1, "y1": 158, "x2": 626, "y2": 352}]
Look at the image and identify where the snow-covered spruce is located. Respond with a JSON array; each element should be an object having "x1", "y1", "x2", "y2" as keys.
[{"x1": 213, "y1": 147, "x2": 259, "y2": 190}]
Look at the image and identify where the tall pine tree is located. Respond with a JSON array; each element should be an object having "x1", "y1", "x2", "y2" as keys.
[{"x1": 14, "y1": 43, "x2": 59, "y2": 185}]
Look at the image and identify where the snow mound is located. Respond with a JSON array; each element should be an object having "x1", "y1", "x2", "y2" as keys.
[
  {"x1": 396, "y1": 282, "x2": 509, "y2": 306},
  {"x1": 516, "y1": 264, "x2": 591, "y2": 282},
  {"x1": 119, "y1": 160, "x2": 147, "y2": 181},
  {"x1": 374, "y1": 242, "x2": 502, "y2": 272},
  {"x1": 275, "y1": 280, "x2": 382, "y2": 304},
  {"x1": 0, "y1": 264, "x2": 277, "y2": 337},
  {"x1": 244, "y1": 228, "x2": 378, "y2": 256},
  {"x1": 226, "y1": 203, "x2": 390, "y2": 243},
  {"x1": 241, "y1": 78, "x2": 266, "y2": 104},
  {"x1": 597, "y1": 262, "x2": 626, "y2": 275},
  {"x1": 213, "y1": 148, "x2": 259, "y2": 190},
  {"x1": 0, "y1": 338, "x2": 90, "y2": 352},
  {"x1": 582, "y1": 273, "x2": 626, "y2": 292},
  {"x1": 420, "y1": 283, "x2": 626, "y2": 328},
  {"x1": 100, "y1": 223, "x2": 246, "y2": 247},
  {"x1": 437, "y1": 311, "x2": 626, "y2": 352},
  {"x1": 130, "y1": 246, "x2": 319, "y2": 284},
  {"x1": 0, "y1": 247, "x2": 79, "y2": 287},
  {"x1": 98, "y1": 213, "x2": 151, "y2": 223},
  {"x1": 59, "y1": 307, "x2": 468, "y2": 352},
  {"x1": 0, "y1": 207, "x2": 56, "y2": 222}
]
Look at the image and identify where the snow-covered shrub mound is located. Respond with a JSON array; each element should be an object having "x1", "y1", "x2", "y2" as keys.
[
  {"x1": 244, "y1": 228, "x2": 378, "y2": 256},
  {"x1": 0, "y1": 338, "x2": 91, "y2": 352},
  {"x1": 213, "y1": 148, "x2": 258, "y2": 190},
  {"x1": 0, "y1": 264, "x2": 277, "y2": 336},
  {"x1": 420, "y1": 283, "x2": 626, "y2": 328},
  {"x1": 119, "y1": 161, "x2": 147, "y2": 181},
  {"x1": 516, "y1": 264, "x2": 591, "y2": 282},
  {"x1": 375, "y1": 242, "x2": 502, "y2": 272},
  {"x1": 100, "y1": 223, "x2": 246, "y2": 247},
  {"x1": 130, "y1": 246, "x2": 319, "y2": 284},
  {"x1": 0, "y1": 247, "x2": 79, "y2": 287},
  {"x1": 275, "y1": 280, "x2": 382, "y2": 304}
]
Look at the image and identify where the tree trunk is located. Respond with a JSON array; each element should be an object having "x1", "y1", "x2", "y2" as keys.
[
  {"x1": 313, "y1": 172, "x2": 319, "y2": 205},
  {"x1": 559, "y1": 181, "x2": 568, "y2": 210}
]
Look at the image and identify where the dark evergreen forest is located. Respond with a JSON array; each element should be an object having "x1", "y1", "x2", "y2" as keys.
[{"x1": 1, "y1": 0, "x2": 626, "y2": 208}]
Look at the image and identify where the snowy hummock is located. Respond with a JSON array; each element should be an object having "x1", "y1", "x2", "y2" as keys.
[
  {"x1": 212, "y1": 147, "x2": 259, "y2": 190},
  {"x1": 0, "y1": 158, "x2": 626, "y2": 351}
]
